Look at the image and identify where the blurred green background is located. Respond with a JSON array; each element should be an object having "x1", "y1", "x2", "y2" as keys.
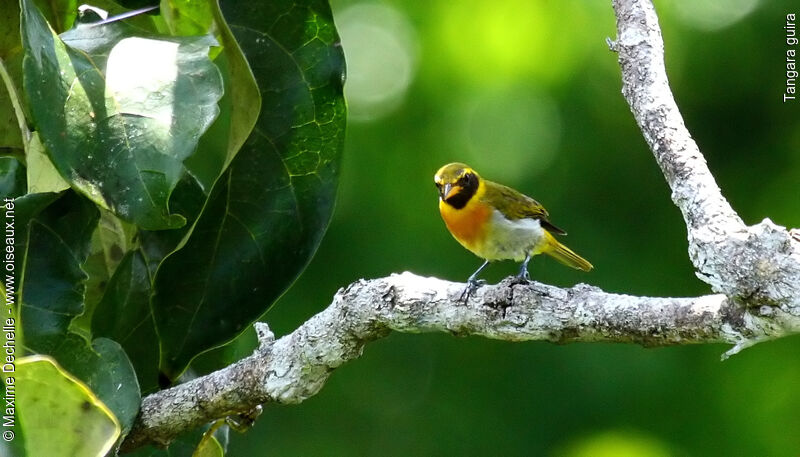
[{"x1": 227, "y1": 0, "x2": 800, "y2": 455}]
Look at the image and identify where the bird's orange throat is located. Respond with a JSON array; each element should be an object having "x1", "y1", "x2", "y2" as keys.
[{"x1": 439, "y1": 194, "x2": 491, "y2": 251}]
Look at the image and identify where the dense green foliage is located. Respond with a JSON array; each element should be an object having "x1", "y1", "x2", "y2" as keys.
[{"x1": 1, "y1": 0, "x2": 344, "y2": 454}]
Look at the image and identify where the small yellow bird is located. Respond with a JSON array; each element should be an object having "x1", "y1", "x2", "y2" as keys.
[{"x1": 434, "y1": 163, "x2": 592, "y2": 296}]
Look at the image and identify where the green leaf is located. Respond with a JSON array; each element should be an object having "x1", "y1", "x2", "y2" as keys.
[
  {"x1": 21, "y1": 0, "x2": 223, "y2": 229},
  {"x1": 93, "y1": 250, "x2": 161, "y2": 392},
  {"x1": 0, "y1": 156, "x2": 26, "y2": 199},
  {"x1": 161, "y1": 0, "x2": 214, "y2": 37},
  {"x1": 138, "y1": 173, "x2": 208, "y2": 273},
  {"x1": 182, "y1": 0, "x2": 261, "y2": 191},
  {"x1": 182, "y1": 53, "x2": 234, "y2": 193},
  {"x1": 31, "y1": 0, "x2": 78, "y2": 33},
  {"x1": 190, "y1": 325, "x2": 257, "y2": 377},
  {"x1": 49, "y1": 336, "x2": 141, "y2": 436},
  {"x1": 25, "y1": 132, "x2": 70, "y2": 194},
  {"x1": 72, "y1": 208, "x2": 137, "y2": 337},
  {"x1": 16, "y1": 191, "x2": 98, "y2": 353},
  {"x1": 138, "y1": 0, "x2": 263, "y2": 289},
  {"x1": 15, "y1": 356, "x2": 121, "y2": 457},
  {"x1": 0, "y1": 2, "x2": 21, "y2": 56},
  {"x1": 192, "y1": 434, "x2": 224, "y2": 457},
  {"x1": 135, "y1": 0, "x2": 262, "y2": 278},
  {"x1": 14, "y1": 192, "x2": 140, "y2": 435},
  {"x1": 0, "y1": 0, "x2": 25, "y2": 151},
  {"x1": 152, "y1": 0, "x2": 346, "y2": 379},
  {"x1": 125, "y1": 422, "x2": 229, "y2": 457}
]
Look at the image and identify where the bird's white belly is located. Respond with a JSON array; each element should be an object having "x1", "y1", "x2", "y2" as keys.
[{"x1": 483, "y1": 210, "x2": 546, "y2": 261}]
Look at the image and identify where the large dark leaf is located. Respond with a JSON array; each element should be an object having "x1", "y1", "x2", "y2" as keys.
[
  {"x1": 152, "y1": 0, "x2": 346, "y2": 379},
  {"x1": 14, "y1": 191, "x2": 140, "y2": 434},
  {"x1": 93, "y1": 249, "x2": 160, "y2": 392},
  {"x1": 16, "y1": 191, "x2": 98, "y2": 353},
  {"x1": 20, "y1": 0, "x2": 223, "y2": 229},
  {"x1": 136, "y1": 0, "x2": 262, "y2": 267}
]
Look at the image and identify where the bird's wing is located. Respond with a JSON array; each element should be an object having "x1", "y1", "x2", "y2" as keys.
[{"x1": 482, "y1": 181, "x2": 567, "y2": 235}]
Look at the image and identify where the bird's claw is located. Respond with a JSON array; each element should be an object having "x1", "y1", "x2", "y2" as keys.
[
  {"x1": 459, "y1": 279, "x2": 486, "y2": 303},
  {"x1": 512, "y1": 269, "x2": 530, "y2": 285}
]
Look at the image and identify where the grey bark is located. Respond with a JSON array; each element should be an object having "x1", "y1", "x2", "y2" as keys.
[
  {"x1": 611, "y1": 0, "x2": 800, "y2": 309},
  {"x1": 119, "y1": 0, "x2": 800, "y2": 452}
]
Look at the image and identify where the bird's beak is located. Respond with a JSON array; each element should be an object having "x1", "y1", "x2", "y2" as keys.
[{"x1": 443, "y1": 183, "x2": 459, "y2": 200}]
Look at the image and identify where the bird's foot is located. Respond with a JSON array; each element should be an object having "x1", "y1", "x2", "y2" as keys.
[
  {"x1": 510, "y1": 268, "x2": 531, "y2": 285},
  {"x1": 513, "y1": 255, "x2": 532, "y2": 284},
  {"x1": 459, "y1": 279, "x2": 486, "y2": 304}
]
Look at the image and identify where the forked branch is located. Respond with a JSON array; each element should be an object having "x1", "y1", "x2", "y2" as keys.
[{"x1": 120, "y1": 0, "x2": 800, "y2": 452}]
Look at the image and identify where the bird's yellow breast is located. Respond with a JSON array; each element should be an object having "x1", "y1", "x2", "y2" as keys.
[{"x1": 438, "y1": 184, "x2": 491, "y2": 254}]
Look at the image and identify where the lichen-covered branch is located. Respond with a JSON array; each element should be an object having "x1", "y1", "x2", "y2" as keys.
[
  {"x1": 119, "y1": 0, "x2": 800, "y2": 452},
  {"x1": 120, "y1": 273, "x2": 800, "y2": 451},
  {"x1": 611, "y1": 0, "x2": 800, "y2": 305}
]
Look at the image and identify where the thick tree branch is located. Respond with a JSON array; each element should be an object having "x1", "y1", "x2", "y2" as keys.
[
  {"x1": 611, "y1": 0, "x2": 743, "y2": 231},
  {"x1": 121, "y1": 274, "x2": 800, "y2": 451},
  {"x1": 611, "y1": 0, "x2": 800, "y2": 305},
  {"x1": 119, "y1": 0, "x2": 800, "y2": 452}
]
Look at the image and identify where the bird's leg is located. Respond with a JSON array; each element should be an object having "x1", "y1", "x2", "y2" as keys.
[
  {"x1": 516, "y1": 255, "x2": 532, "y2": 282},
  {"x1": 459, "y1": 260, "x2": 490, "y2": 303},
  {"x1": 467, "y1": 259, "x2": 490, "y2": 284}
]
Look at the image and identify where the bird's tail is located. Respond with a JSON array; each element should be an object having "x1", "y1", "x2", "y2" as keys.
[{"x1": 543, "y1": 232, "x2": 593, "y2": 271}]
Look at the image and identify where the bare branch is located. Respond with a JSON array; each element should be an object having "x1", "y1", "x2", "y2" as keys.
[
  {"x1": 611, "y1": 0, "x2": 800, "y2": 305},
  {"x1": 120, "y1": 273, "x2": 800, "y2": 451},
  {"x1": 118, "y1": 0, "x2": 800, "y2": 452},
  {"x1": 612, "y1": 0, "x2": 742, "y2": 231}
]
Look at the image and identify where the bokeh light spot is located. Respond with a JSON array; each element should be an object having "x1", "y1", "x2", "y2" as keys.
[
  {"x1": 669, "y1": 0, "x2": 761, "y2": 31},
  {"x1": 434, "y1": 0, "x2": 595, "y2": 86},
  {"x1": 453, "y1": 89, "x2": 561, "y2": 182},
  {"x1": 336, "y1": 3, "x2": 418, "y2": 122},
  {"x1": 555, "y1": 430, "x2": 673, "y2": 457}
]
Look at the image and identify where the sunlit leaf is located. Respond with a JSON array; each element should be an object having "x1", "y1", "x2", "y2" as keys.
[
  {"x1": 124, "y1": 422, "x2": 229, "y2": 457},
  {"x1": 157, "y1": 0, "x2": 262, "y2": 194},
  {"x1": 21, "y1": 0, "x2": 223, "y2": 229},
  {"x1": 192, "y1": 420, "x2": 227, "y2": 457},
  {"x1": 25, "y1": 132, "x2": 70, "y2": 194},
  {"x1": 161, "y1": 0, "x2": 214, "y2": 37},
  {"x1": 49, "y1": 336, "x2": 141, "y2": 436},
  {"x1": 15, "y1": 356, "x2": 121, "y2": 457}
]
